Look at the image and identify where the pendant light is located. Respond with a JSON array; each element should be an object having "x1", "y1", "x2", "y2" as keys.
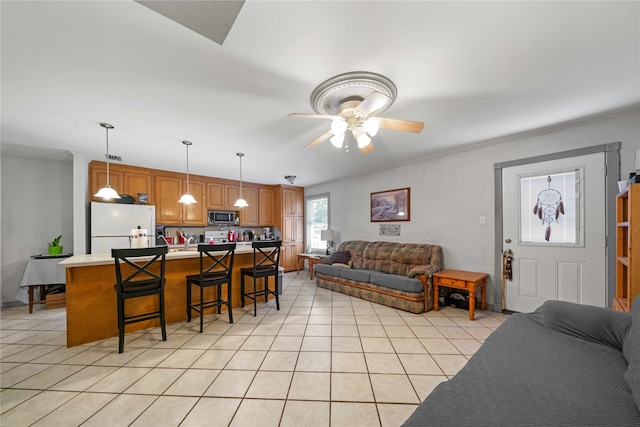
[
  {"x1": 234, "y1": 153, "x2": 248, "y2": 207},
  {"x1": 178, "y1": 140, "x2": 197, "y2": 204},
  {"x1": 94, "y1": 122, "x2": 120, "y2": 200}
]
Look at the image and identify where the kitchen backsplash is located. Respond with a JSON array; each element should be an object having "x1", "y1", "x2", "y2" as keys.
[{"x1": 163, "y1": 225, "x2": 281, "y2": 243}]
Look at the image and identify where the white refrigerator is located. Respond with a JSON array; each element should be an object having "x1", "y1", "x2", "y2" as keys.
[{"x1": 90, "y1": 202, "x2": 156, "y2": 254}]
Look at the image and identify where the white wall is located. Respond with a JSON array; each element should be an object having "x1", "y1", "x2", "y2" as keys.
[
  {"x1": 305, "y1": 110, "x2": 640, "y2": 306},
  {"x1": 1, "y1": 154, "x2": 74, "y2": 306}
]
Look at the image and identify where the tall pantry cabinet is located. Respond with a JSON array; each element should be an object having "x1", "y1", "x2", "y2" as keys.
[
  {"x1": 614, "y1": 183, "x2": 639, "y2": 312},
  {"x1": 276, "y1": 186, "x2": 305, "y2": 272}
]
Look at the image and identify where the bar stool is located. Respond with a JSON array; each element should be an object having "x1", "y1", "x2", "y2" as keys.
[
  {"x1": 112, "y1": 246, "x2": 168, "y2": 353},
  {"x1": 240, "y1": 240, "x2": 281, "y2": 316},
  {"x1": 186, "y1": 243, "x2": 236, "y2": 332}
]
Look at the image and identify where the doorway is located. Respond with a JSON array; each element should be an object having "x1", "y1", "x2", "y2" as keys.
[{"x1": 494, "y1": 143, "x2": 620, "y2": 312}]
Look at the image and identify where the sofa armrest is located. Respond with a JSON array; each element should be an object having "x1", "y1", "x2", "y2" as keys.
[
  {"x1": 528, "y1": 300, "x2": 632, "y2": 351},
  {"x1": 407, "y1": 264, "x2": 440, "y2": 279}
]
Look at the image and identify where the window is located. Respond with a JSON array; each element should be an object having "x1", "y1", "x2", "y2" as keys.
[
  {"x1": 306, "y1": 193, "x2": 329, "y2": 253},
  {"x1": 519, "y1": 169, "x2": 582, "y2": 245}
]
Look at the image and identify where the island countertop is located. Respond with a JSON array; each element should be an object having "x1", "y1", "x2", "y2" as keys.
[
  {"x1": 61, "y1": 243, "x2": 278, "y2": 347},
  {"x1": 59, "y1": 243, "x2": 256, "y2": 268}
]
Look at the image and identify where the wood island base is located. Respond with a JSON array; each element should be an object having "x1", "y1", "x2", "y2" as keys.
[{"x1": 63, "y1": 250, "x2": 274, "y2": 347}]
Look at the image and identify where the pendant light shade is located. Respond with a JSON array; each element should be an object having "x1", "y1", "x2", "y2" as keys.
[
  {"x1": 234, "y1": 153, "x2": 248, "y2": 207},
  {"x1": 178, "y1": 140, "x2": 197, "y2": 204},
  {"x1": 94, "y1": 122, "x2": 120, "y2": 200}
]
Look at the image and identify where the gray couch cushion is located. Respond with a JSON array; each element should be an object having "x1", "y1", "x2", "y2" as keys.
[
  {"x1": 624, "y1": 296, "x2": 640, "y2": 411},
  {"x1": 314, "y1": 264, "x2": 345, "y2": 278},
  {"x1": 403, "y1": 308, "x2": 639, "y2": 426},
  {"x1": 530, "y1": 300, "x2": 631, "y2": 351},
  {"x1": 340, "y1": 269, "x2": 375, "y2": 283},
  {"x1": 369, "y1": 272, "x2": 423, "y2": 293}
]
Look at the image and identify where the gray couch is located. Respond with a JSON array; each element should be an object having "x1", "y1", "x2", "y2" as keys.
[
  {"x1": 403, "y1": 297, "x2": 640, "y2": 426},
  {"x1": 314, "y1": 240, "x2": 443, "y2": 313}
]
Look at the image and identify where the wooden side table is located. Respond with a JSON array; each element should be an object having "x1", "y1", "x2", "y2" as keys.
[
  {"x1": 297, "y1": 253, "x2": 325, "y2": 280},
  {"x1": 433, "y1": 269, "x2": 488, "y2": 320}
]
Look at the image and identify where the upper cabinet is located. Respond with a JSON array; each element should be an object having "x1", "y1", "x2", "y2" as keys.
[
  {"x1": 240, "y1": 186, "x2": 259, "y2": 226},
  {"x1": 283, "y1": 188, "x2": 304, "y2": 216},
  {"x1": 154, "y1": 174, "x2": 207, "y2": 226},
  {"x1": 259, "y1": 188, "x2": 275, "y2": 225},
  {"x1": 88, "y1": 161, "x2": 274, "y2": 227}
]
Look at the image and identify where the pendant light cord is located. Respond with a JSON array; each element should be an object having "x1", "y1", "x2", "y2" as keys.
[
  {"x1": 105, "y1": 126, "x2": 110, "y2": 184},
  {"x1": 185, "y1": 143, "x2": 190, "y2": 192},
  {"x1": 239, "y1": 154, "x2": 243, "y2": 193}
]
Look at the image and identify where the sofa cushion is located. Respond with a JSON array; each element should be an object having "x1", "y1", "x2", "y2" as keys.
[
  {"x1": 403, "y1": 312, "x2": 639, "y2": 426},
  {"x1": 340, "y1": 269, "x2": 375, "y2": 283},
  {"x1": 370, "y1": 272, "x2": 424, "y2": 293},
  {"x1": 330, "y1": 250, "x2": 350, "y2": 265},
  {"x1": 529, "y1": 300, "x2": 631, "y2": 351},
  {"x1": 336, "y1": 241, "x2": 368, "y2": 270},
  {"x1": 314, "y1": 264, "x2": 345, "y2": 278},
  {"x1": 360, "y1": 242, "x2": 438, "y2": 276},
  {"x1": 624, "y1": 296, "x2": 640, "y2": 411}
]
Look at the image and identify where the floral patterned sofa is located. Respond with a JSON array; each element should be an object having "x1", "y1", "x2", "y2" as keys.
[{"x1": 314, "y1": 240, "x2": 443, "y2": 313}]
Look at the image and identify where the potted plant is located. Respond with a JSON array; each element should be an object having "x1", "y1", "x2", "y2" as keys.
[{"x1": 48, "y1": 235, "x2": 63, "y2": 255}]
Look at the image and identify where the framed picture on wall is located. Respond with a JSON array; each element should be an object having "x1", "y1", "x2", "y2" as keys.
[{"x1": 370, "y1": 187, "x2": 410, "y2": 222}]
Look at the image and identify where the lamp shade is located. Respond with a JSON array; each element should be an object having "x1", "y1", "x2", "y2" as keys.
[
  {"x1": 178, "y1": 192, "x2": 197, "y2": 204},
  {"x1": 320, "y1": 229, "x2": 335, "y2": 241},
  {"x1": 94, "y1": 184, "x2": 120, "y2": 200},
  {"x1": 234, "y1": 198, "x2": 248, "y2": 207}
]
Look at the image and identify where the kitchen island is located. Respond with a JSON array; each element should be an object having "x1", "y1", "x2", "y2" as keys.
[{"x1": 59, "y1": 243, "x2": 276, "y2": 347}]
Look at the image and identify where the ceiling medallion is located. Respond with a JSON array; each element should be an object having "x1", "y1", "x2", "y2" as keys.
[{"x1": 310, "y1": 71, "x2": 397, "y2": 116}]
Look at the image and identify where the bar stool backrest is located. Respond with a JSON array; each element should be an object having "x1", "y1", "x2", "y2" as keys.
[
  {"x1": 198, "y1": 243, "x2": 236, "y2": 280},
  {"x1": 251, "y1": 240, "x2": 281, "y2": 272},
  {"x1": 112, "y1": 246, "x2": 168, "y2": 294}
]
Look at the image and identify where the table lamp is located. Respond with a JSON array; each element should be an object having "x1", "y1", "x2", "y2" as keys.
[{"x1": 320, "y1": 229, "x2": 335, "y2": 255}]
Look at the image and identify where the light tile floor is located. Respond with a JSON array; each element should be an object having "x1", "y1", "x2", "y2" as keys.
[{"x1": 0, "y1": 272, "x2": 508, "y2": 426}]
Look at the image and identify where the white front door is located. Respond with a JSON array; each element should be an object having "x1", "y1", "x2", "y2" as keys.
[{"x1": 502, "y1": 152, "x2": 606, "y2": 313}]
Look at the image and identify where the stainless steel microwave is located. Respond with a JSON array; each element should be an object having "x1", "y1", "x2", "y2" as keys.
[{"x1": 208, "y1": 210, "x2": 237, "y2": 224}]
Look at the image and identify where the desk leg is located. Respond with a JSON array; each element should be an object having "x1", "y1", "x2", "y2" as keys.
[
  {"x1": 481, "y1": 281, "x2": 486, "y2": 311},
  {"x1": 296, "y1": 256, "x2": 302, "y2": 274},
  {"x1": 468, "y1": 283, "x2": 476, "y2": 320},
  {"x1": 308, "y1": 261, "x2": 314, "y2": 280},
  {"x1": 433, "y1": 283, "x2": 440, "y2": 311}
]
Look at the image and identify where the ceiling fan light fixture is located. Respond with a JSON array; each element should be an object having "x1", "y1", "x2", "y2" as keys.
[
  {"x1": 363, "y1": 117, "x2": 380, "y2": 136},
  {"x1": 330, "y1": 133, "x2": 345, "y2": 148},
  {"x1": 331, "y1": 118, "x2": 348, "y2": 134},
  {"x1": 356, "y1": 132, "x2": 371, "y2": 148}
]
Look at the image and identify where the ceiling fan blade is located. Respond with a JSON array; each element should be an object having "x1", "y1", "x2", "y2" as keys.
[
  {"x1": 377, "y1": 117, "x2": 425, "y2": 133},
  {"x1": 359, "y1": 142, "x2": 375, "y2": 154},
  {"x1": 305, "y1": 130, "x2": 334, "y2": 149},
  {"x1": 288, "y1": 113, "x2": 336, "y2": 120},
  {"x1": 356, "y1": 91, "x2": 392, "y2": 116}
]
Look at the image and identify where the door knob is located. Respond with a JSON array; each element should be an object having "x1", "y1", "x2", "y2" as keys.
[{"x1": 505, "y1": 238, "x2": 511, "y2": 244}]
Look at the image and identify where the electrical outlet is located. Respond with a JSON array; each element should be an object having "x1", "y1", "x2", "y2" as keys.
[{"x1": 480, "y1": 215, "x2": 486, "y2": 225}]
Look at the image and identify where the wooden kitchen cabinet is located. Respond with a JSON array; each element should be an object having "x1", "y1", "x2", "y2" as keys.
[
  {"x1": 123, "y1": 171, "x2": 153, "y2": 205},
  {"x1": 89, "y1": 165, "x2": 123, "y2": 201},
  {"x1": 281, "y1": 242, "x2": 304, "y2": 272},
  {"x1": 240, "y1": 186, "x2": 259, "y2": 226},
  {"x1": 182, "y1": 179, "x2": 206, "y2": 225},
  {"x1": 282, "y1": 188, "x2": 304, "y2": 215},
  {"x1": 155, "y1": 175, "x2": 183, "y2": 224},
  {"x1": 206, "y1": 182, "x2": 225, "y2": 209},
  {"x1": 259, "y1": 188, "x2": 274, "y2": 225},
  {"x1": 225, "y1": 185, "x2": 240, "y2": 210}
]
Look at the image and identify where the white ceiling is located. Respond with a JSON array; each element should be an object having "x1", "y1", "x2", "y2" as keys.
[{"x1": 2, "y1": 1, "x2": 639, "y2": 187}]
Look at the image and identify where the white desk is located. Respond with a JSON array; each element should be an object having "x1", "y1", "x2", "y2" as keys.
[{"x1": 16, "y1": 258, "x2": 66, "y2": 312}]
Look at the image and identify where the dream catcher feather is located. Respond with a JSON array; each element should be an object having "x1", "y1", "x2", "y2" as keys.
[{"x1": 533, "y1": 176, "x2": 564, "y2": 241}]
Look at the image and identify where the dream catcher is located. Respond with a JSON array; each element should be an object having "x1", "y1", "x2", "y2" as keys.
[{"x1": 533, "y1": 176, "x2": 564, "y2": 241}]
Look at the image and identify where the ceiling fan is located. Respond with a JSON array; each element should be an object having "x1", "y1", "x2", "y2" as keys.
[{"x1": 288, "y1": 72, "x2": 425, "y2": 154}]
